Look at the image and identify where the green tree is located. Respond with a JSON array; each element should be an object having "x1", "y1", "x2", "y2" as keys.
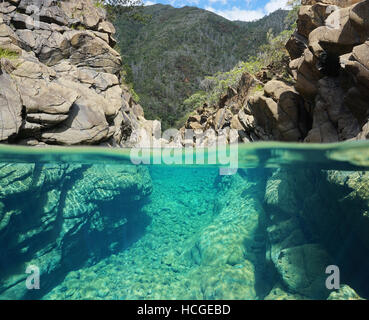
[
  {"x1": 180, "y1": 2, "x2": 301, "y2": 120},
  {"x1": 95, "y1": 0, "x2": 148, "y2": 22},
  {"x1": 285, "y1": 0, "x2": 301, "y2": 28}
]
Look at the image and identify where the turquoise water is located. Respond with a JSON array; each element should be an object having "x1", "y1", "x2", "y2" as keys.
[{"x1": 1, "y1": 142, "x2": 369, "y2": 300}]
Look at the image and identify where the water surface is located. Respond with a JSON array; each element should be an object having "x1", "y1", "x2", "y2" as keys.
[{"x1": 0, "y1": 142, "x2": 368, "y2": 300}]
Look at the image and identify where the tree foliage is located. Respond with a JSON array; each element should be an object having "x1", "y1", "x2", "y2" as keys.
[
  {"x1": 182, "y1": 60, "x2": 262, "y2": 110},
  {"x1": 256, "y1": 0, "x2": 300, "y2": 69},
  {"x1": 94, "y1": 0, "x2": 146, "y2": 22},
  {"x1": 285, "y1": 0, "x2": 301, "y2": 27},
  {"x1": 179, "y1": 2, "x2": 300, "y2": 123},
  {"x1": 114, "y1": 5, "x2": 289, "y2": 129}
]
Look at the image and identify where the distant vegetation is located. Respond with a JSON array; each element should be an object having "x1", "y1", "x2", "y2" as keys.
[
  {"x1": 114, "y1": 4, "x2": 289, "y2": 129},
  {"x1": 179, "y1": 1, "x2": 301, "y2": 127},
  {"x1": 177, "y1": 60, "x2": 262, "y2": 127},
  {"x1": 94, "y1": 0, "x2": 146, "y2": 21},
  {"x1": 258, "y1": 0, "x2": 300, "y2": 70}
]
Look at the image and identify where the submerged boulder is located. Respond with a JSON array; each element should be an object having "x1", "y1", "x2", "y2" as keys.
[
  {"x1": 179, "y1": 172, "x2": 270, "y2": 299},
  {"x1": 264, "y1": 167, "x2": 369, "y2": 299},
  {"x1": 264, "y1": 282, "x2": 308, "y2": 300},
  {"x1": 274, "y1": 244, "x2": 331, "y2": 299},
  {"x1": 328, "y1": 284, "x2": 364, "y2": 300},
  {"x1": 0, "y1": 162, "x2": 152, "y2": 299}
]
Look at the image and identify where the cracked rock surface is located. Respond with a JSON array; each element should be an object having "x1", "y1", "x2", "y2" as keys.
[{"x1": 0, "y1": 0, "x2": 158, "y2": 147}]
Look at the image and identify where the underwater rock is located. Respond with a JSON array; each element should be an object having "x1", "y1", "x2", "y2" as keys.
[
  {"x1": 325, "y1": 171, "x2": 369, "y2": 252},
  {"x1": 265, "y1": 170, "x2": 300, "y2": 215},
  {"x1": 274, "y1": 243, "x2": 331, "y2": 299},
  {"x1": 6, "y1": 160, "x2": 366, "y2": 301},
  {"x1": 264, "y1": 167, "x2": 369, "y2": 299},
  {"x1": 191, "y1": 174, "x2": 267, "y2": 268},
  {"x1": 264, "y1": 282, "x2": 308, "y2": 300},
  {"x1": 0, "y1": 163, "x2": 152, "y2": 299},
  {"x1": 264, "y1": 171, "x2": 333, "y2": 299},
  {"x1": 197, "y1": 263, "x2": 256, "y2": 300},
  {"x1": 180, "y1": 172, "x2": 271, "y2": 299},
  {"x1": 42, "y1": 167, "x2": 220, "y2": 300},
  {"x1": 327, "y1": 284, "x2": 364, "y2": 300},
  {"x1": 266, "y1": 218, "x2": 307, "y2": 267}
]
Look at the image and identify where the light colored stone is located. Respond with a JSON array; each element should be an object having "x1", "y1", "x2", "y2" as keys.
[
  {"x1": 0, "y1": 72, "x2": 23, "y2": 141},
  {"x1": 275, "y1": 244, "x2": 332, "y2": 299},
  {"x1": 328, "y1": 285, "x2": 364, "y2": 300}
]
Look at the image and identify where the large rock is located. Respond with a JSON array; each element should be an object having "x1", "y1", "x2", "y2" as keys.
[
  {"x1": 247, "y1": 80, "x2": 308, "y2": 141},
  {"x1": 18, "y1": 0, "x2": 70, "y2": 26},
  {"x1": 328, "y1": 285, "x2": 364, "y2": 300},
  {"x1": 60, "y1": 0, "x2": 105, "y2": 29},
  {"x1": 11, "y1": 61, "x2": 78, "y2": 115},
  {"x1": 285, "y1": 31, "x2": 308, "y2": 60},
  {"x1": 343, "y1": 42, "x2": 369, "y2": 91},
  {"x1": 274, "y1": 244, "x2": 332, "y2": 299},
  {"x1": 288, "y1": 0, "x2": 369, "y2": 142},
  {"x1": 297, "y1": 3, "x2": 334, "y2": 38},
  {"x1": 40, "y1": 103, "x2": 111, "y2": 145},
  {"x1": 264, "y1": 167, "x2": 369, "y2": 299},
  {"x1": 0, "y1": 0, "x2": 154, "y2": 147},
  {"x1": 21, "y1": 29, "x2": 122, "y2": 75},
  {"x1": 305, "y1": 77, "x2": 360, "y2": 142},
  {"x1": 301, "y1": 0, "x2": 362, "y2": 7},
  {"x1": 0, "y1": 70, "x2": 23, "y2": 141}
]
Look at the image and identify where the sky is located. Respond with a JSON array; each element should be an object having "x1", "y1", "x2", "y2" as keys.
[{"x1": 143, "y1": 0, "x2": 291, "y2": 22}]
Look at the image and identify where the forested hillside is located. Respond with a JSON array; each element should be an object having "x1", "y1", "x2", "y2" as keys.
[{"x1": 114, "y1": 4, "x2": 288, "y2": 129}]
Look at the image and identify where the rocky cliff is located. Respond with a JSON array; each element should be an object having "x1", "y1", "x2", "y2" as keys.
[
  {"x1": 183, "y1": 0, "x2": 369, "y2": 144},
  {"x1": 0, "y1": 0, "x2": 159, "y2": 147}
]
